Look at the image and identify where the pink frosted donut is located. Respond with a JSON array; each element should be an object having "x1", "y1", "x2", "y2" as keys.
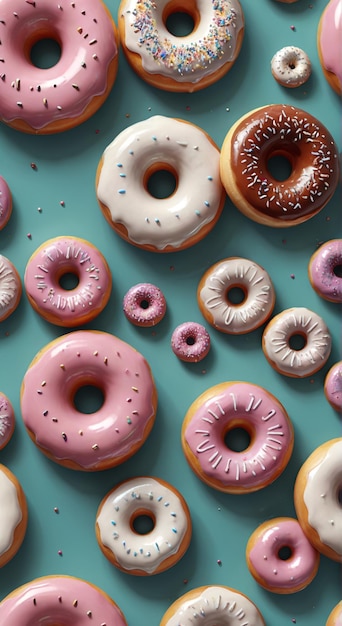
[
  {"x1": 171, "y1": 322, "x2": 210, "y2": 363},
  {"x1": 123, "y1": 283, "x2": 166, "y2": 327},
  {"x1": 0, "y1": 575, "x2": 127, "y2": 625},
  {"x1": 0, "y1": 393, "x2": 15, "y2": 450},
  {"x1": 326, "y1": 602, "x2": 342, "y2": 626},
  {"x1": 318, "y1": 0, "x2": 342, "y2": 95},
  {"x1": 20, "y1": 330, "x2": 157, "y2": 471},
  {"x1": 324, "y1": 362, "x2": 342, "y2": 412},
  {"x1": 246, "y1": 517, "x2": 320, "y2": 594},
  {"x1": 0, "y1": 176, "x2": 12, "y2": 230},
  {"x1": 308, "y1": 239, "x2": 342, "y2": 303},
  {"x1": 0, "y1": 255, "x2": 22, "y2": 322},
  {"x1": 24, "y1": 236, "x2": 112, "y2": 327},
  {"x1": 0, "y1": 0, "x2": 119, "y2": 134},
  {"x1": 181, "y1": 381, "x2": 294, "y2": 493}
]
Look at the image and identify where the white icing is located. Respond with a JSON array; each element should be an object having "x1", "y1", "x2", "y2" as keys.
[
  {"x1": 96, "y1": 115, "x2": 224, "y2": 250},
  {"x1": 271, "y1": 46, "x2": 311, "y2": 87},
  {"x1": 303, "y1": 439, "x2": 342, "y2": 556},
  {"x1": 96, "y1": 477, "x2": 189, "y2": 573},
  {"x1": 199, "y1": 257, "x2": 274, "y2": 333},
  {"x1": 263, "y1": 307, "x2": 331, "y2": 377},
  {"x1": 121, "y1": 0, "x2": 244, "y2": 84},
  {"x1": 0, "y1": 468, "x2": 22, "y2": 557},
  {"x1": 0, "y1": 256, "x2": 20, "y2": 321},
  {"x1": 163, "y1": 586, "x2": 265, "y2": 626}
]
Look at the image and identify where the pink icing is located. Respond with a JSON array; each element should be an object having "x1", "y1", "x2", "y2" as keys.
[
  {"x1": 171, "y1": 322, "x2": 210, "y2": 362},
  {"x1": 0, "y1": 0, "x2": 118, "y2": 130},
  {"x1": 325, "y1": 361, "x2": 342, "y2": 412},
  {"x1": 24, "y1": 237, "x2": 112, "y2": 327},
  {"x1": 0, "y1": 576, "x2": 127, "y2": 625},
  {"x1": 183, "y1": 382, "x2": 293, "y2": 491},
  {"x1": 20, "y1": 330, "x2": 157, "y2": 470},
  {"x1": 319, "y1": 0, "x2": 342, "y2": 89},
  {"x1": 247, "y1": 518, "x2": 319, "y2": 592},
  {"x1": 0, "y1": 393, "x2": 15, "y2": 450},
  {"x1": 0, "y1": 176, "x2": 12, "y2": 229},
  {"x1": 123, "y1": 283, "x2": 166, "y2": 326},
  {"x1": 309, "y1": 239, "x2": 342, "y2": 303}
]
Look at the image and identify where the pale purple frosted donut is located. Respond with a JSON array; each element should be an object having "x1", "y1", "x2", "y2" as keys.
[
  {"x1": 171, "y1": 322, "x2": 210, "y2": 362},
  {"x1": 123, "y1": 283, "x2": 166, "y2": 327},
  {"x1": 324, "y1": 361, "x2": 342, "y2": 412},
  {"x1": 0, "y1": 393, "x2": 15, "y2": 450},
  {"x1": 308, "y1": 239, "x2": 342, "y2": 303},
  {"x1": 0, "y1": 176, "x2": 12, "y2": 230},
  {"x1": 246, "y1": 517, "x2": 320, "y2": 594}
]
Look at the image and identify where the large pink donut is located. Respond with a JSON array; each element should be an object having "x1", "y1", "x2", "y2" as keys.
[
  {"x1": 0, "y1": 0, "x2": 119, "y2": 133},
  {"x1": 20, "y1": 330, "x2": 157, "y2": 471},
  {"x1": 0, "y1": 575, "x2": 127, "y2": 625},
  {"x1": 182, "y1": 381, "x2": 294, "y2": 493}
]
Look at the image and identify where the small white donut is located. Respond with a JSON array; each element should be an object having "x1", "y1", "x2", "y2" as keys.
[
  {"x1": 271, "y1": 46, "x2": 312, "y2": 87},
  {"x1": 197, "y1": 257, "x2": 275, "y2": 334},
  {"x1": 262, "y1": 307, "x2": 331, "y2": 378},
  {"x1": 96, "y1": 476, "x2": 191, "y2": 575}
]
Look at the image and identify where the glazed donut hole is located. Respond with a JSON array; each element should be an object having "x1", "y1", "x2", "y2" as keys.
[
  {"x1": 287, "y1": 331, "x2": 307, "y2": 351},
  {"x1": 28, "y1": 31, "x2": 62, "y2": 70},
  {"x1": 162, "y1": 0, "x2": 200, "y2": 38},
  {"x1": 143, "y1": 162, "x2": 178, "y2": 199},
  {"x1": 223, "y1": 421, "x2": 254, "y2": 453},
  {"x1": 130, "y1": 509, "x2": 156, "y2": 536},
  {"x1": 72, "y1": 381, "x2": 105, "y2": 415}
]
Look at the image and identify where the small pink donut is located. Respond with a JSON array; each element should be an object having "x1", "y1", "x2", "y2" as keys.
[
  {"x1": 0, "y1": 176, "x2": 12, "y2": 230},
  {"x1": 182, "y1": 381, "x2": 294, "y2": 493},
  {"x1": 308, "y1": 239, "x2": 342, "y2": 303},
  {"x1": 324, "y1": 361, "x2": 342, "y2": 412},
  {"x1": 171, "y1": 322, "x2": 210, "y2": 363},
  {"x1": 123, "y1": 283, "x2": 166, "y2": 327},
  {"x1": 0, "y1": 393, "x2": 15, "y2": 450},
  {"x1": 24, "y1": 236, "x2": 112, "y2": 327},
  {"x1": 246, "y1": 517, "x2": 320, "y2": 594}
]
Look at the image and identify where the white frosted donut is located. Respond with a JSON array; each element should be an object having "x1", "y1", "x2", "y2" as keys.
[
  {"x1": 96, "y1": 116, "x2": 225, "y2": 252},
  {"x1": 262, "y1": 307, "x2": 331, "y2": 378},
  {"x1": 96, "y1": 476, "x2": 191, "y2": 575},
  {"x1": 0, "y1": 255, "x2": 22, "y2": 322},
  {"x1": 271, "y1": 46, "x2": 312, "y2": 87},
  {"x1": 197, "y1": 257, "x2": 275, "y2": 334},
  {"x1": 160, "y1": 585, "x2": 265, "y2": 626},
  {"x1": 294, "y1": 438, "x2": 342, "y2": 562},
  {"x1": 118, "y1": 0, "x2": 244, "y2": 93},
  {"x1": 0, "y1": 465, "x2": 28, "y2": 568}
]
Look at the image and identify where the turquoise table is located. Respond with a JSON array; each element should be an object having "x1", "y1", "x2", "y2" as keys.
[{"x1": 0, "y1": 1, "x2": 341, "y2": 624}]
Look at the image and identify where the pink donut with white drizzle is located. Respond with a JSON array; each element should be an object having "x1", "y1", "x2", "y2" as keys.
[
  {"x1": 0, "y1": 255, "x2": 22, "y2": 322},
  {"x1": 0, "y1": 575, "x2": 127, "y2": 626},
  {"x1": 181, "y1": 381, "x2": 294, "y2": 493},
  {"x1": 324, "y1": 361, "x2": 342, "y2": 412},
  {"x1": 0, "y1": 0, "x2": 119, "y2": 134},
  {"x1": 318, "y1": 0, "x2": 342, "y2": 95},
  {"x1": 123, "y1": 283, "x2": 166, "y2": 327},
  {"x1": 0, "y1": 176, "x2": 12, "y2": 230},
  {"x1": 0, "y1": 393, "x2": 15, "y2": 450},
  {"x1": 20, "y1": 330, "x2": 157, "y2": 471},
  {"x1": 171, "y1": 322, "x2": 211, "y2": 363},
  {"x1": 24, "y1": 236, "x2": 112, "y2": 327},
  {"x1": 308, "y1": 239, "x2": 342, "y2": 303},
  {"x1": 246, "y1": 517, "x2": 320, "y2": 594}
]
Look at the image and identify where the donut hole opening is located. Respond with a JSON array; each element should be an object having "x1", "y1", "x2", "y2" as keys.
[
  {"x1": 140, "y1": 298, "x2": 151, "y2": 310},
  {"x1": 288, "y1": 333, "x2": 307, "y2": 351},
  {"x1": 144, "y1": 164, "x2": 178, "y2": 199},
  {"x1": 131, "y1": 510, "x2": 156, "y2": 535},
  {"x1": 163, "y1": 0, "x2": 199, "y2": 37},
  {"x1": 30, "y1": 37, "x2": 62, "y2": 69},
  {"x1": 58, "y1": 271, "x2": 80, "y2": 291},
  {"x1": 333, "y1": 264, "x2": 342, "y2": 278},
  {"x1": 226, "y1": 285, "x2": 247, "y2": 306},
  {"x1": 185, "y1": 335, "x2": 196, "y2": 346},
  {"x1": 73, "y1": 384, "x2": 105, "y2": 414},
  {"x1": 267, "y1": 153, "x2": 293, "y2": 182},
  {"x1": 337, "y1": 486, "x2": 342, "y2": 506},
  {"x1": 278, "y1": 545, "x2": 293, "y2": 561},
  {"x1": 224, "y1": 426, "x2": 251, "y2": 453}
]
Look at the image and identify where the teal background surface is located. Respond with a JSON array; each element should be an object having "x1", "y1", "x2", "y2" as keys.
[{"x1": 0, "y1": 0, "x2": 341, "y2": 624}]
